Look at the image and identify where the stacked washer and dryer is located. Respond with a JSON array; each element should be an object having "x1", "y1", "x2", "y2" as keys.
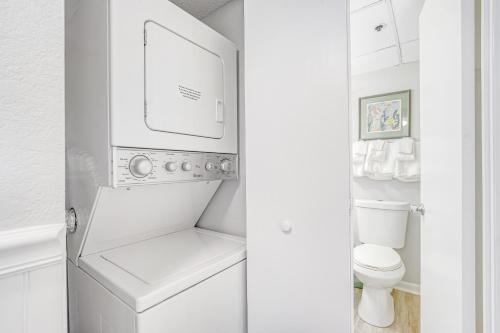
[{"x1": 65, "y1": 0, "x2": 245, "y2": 332}]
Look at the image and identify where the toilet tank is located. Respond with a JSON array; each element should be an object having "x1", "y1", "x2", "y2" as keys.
[{"x1": 355, "y1": 199, "x2": 410, "y2": 249}]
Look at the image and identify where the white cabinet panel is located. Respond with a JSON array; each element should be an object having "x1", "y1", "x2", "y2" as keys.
[{"x1": 245, "y1": 1, "x2": 351, "y2": 332}]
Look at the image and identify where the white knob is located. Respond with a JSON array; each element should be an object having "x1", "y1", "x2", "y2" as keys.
[
  {"x1": 220, "y1": 159, "x2": 233, "y2": 172},
  {"x1": 205, "y1": 162, "x2": 216, "y2": 171},
  {"x1": 280, "y1": 220, "x2": 292, "y2": 234},
  {"x1": 165, "y1": 162, "x2": 178, "y2": 172},
  {"x1": 129, "y1": 155, "x2": 153, "y2": 178},
  {"x1": 181, "y1": 162, "x2": 192, "y2": 171}
]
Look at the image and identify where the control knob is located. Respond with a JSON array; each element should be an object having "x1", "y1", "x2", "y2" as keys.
[
  {"x1": 129, "y1": 155, "x2": 153, "y2": 178},
  {"x1": 181, "y1": 162, "x2": 193, "y2": 171},
  {"x1": 220, "y1": 159, "x2": 234, "y2": 172},
  {"x1": 165, "y1": 162, "x2": 178, "y2": 172},
  {"x1": 205, "y1": 162, "x2": 217, "y2": 171}
]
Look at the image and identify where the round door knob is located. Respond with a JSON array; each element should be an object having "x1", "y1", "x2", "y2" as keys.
[
  {"x1": 181, "y1": 162, "x2": 192, "y2": 171},
  {"x1": 129, "y1": 155, "x2": 153, "y2": 178},
  {"x1": 205, "y1": 162, "x2": 216, "y2": 171},
  {"x1": 165, "y1": 162, "x2": 178, "y2": 172},
  {"x1": 220, "y1": 159, "x2": 233, "y2": 172},
  {"x1": 280, "y1": 220, "x2": 292, "y2": 234}
]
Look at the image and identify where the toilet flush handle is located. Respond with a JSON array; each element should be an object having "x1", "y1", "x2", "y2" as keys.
[{"x1": 410, "y1": 204, "x2": 425, "y2": 216}]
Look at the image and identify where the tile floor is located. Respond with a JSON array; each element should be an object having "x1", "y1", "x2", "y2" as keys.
[{"x1": 354, "y1": 288, "x2": 420, "y2": 333}]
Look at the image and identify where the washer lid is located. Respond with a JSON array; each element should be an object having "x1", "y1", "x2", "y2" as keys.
[
  {"x1": 79, "y1": 228, "x2": 246, "y2": 312},
  {"x1": 354, "y1": 244, "x2": 402, "y2": 272}
]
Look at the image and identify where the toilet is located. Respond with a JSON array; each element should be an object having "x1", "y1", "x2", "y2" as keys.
[{"x1": 353, "y1": 199, "x2": 410, "y2": 327}]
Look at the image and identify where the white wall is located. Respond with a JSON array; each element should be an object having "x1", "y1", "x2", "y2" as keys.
[
  {"x1": 198, "y1": 0, "x2": 246, "y2": 237},
  {"x1": 351, "y1": 62, "x2": 421, "y2": 286},
  {"x1": 0, "y1": 0, "x2": 65, "y2": 232},
  {"x1": 0, "y1": 1, "x2": 66, "y2": 332}
]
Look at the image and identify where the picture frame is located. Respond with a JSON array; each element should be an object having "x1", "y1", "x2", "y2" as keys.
[{"x1": 359, "y1": 90, "x2": 411, "y2": 140}]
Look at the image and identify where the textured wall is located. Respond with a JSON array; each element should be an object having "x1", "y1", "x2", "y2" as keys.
[
  {"x1": 198, "y1": 0, "x2": 246, "y2": 237},
  {"x1": 0, "y1": 0, "x2": 65, "y2": 231},
  {"x1": 351, "y1": 62, "x2": 421, "y2": 286}
]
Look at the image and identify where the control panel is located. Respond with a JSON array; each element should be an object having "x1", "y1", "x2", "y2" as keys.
[{"x1": 112, "y1": 148, "x2": 238, "y2": 187}]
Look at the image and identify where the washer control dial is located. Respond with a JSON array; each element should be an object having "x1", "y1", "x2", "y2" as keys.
[
  {"x1": 220, "y1": 159, "x2": 234, "y2": 172},
  {"x1": 205, "y1": 161, "x2": 217, "y2": 171},
  {"x1": 129, "y1": 155, "x2": 153, "y2": 178},
  {"x1": 165, "y1": 162, "x2": 178, "y2": 172},
  {"x1": 181, "y1": 162, "x2": 192, "y2": 171}
]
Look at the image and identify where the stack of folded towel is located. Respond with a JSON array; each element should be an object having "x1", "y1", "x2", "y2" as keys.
[
  {"x1": 351, "y1": 138, "x2": 420, "y2": 182},
  {"x1": 352, "y1": 141, "x2": 368, "y2": 177},
  {"x1": 364, "y1": 140, "x2": 396, "y2": 180},
  {"x1": 394, "y1": 138, "x2": 420, "y2": 182}
]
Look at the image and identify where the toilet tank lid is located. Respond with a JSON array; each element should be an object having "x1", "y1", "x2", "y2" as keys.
[{"x1": 354, "y1": 199, "x2": 410, "y2": 211}]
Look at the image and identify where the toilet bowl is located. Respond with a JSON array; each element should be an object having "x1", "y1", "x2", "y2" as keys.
[
  {"x1": 353, "y1": 243, "x2": 405, "y2": 327},
  {"x1": 353, "y1": 199, "x2": 410, "y2": 328}
]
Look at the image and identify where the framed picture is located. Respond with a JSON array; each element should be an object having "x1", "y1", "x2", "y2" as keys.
[{"x1": 359, "y1": 90, "x2": 411, "y2": 140}]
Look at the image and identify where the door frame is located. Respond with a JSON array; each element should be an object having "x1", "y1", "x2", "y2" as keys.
[{"x1": 481, "y1": 0, "x2": 500, "y2": 331}]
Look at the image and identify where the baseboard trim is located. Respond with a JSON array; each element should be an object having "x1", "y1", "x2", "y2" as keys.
[{"x1": 395, "y1": 281, "x2": 420, "y2": 295}]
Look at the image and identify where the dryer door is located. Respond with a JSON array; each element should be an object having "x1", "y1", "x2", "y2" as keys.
[{"x1": 145, "y1": 21, "x2": 225, "y2": 139}]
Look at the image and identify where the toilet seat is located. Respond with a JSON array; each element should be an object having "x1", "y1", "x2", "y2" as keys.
[{"x1": 354, "y1": 244, "x2": 402, "y2": 272}]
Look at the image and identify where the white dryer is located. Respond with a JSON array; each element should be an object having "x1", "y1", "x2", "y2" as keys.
[{"x1": 65, "y1": 0, "x2": 244, "y2": 332}]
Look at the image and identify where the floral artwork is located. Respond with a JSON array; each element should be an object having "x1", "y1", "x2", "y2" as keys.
[
  {"x1": 366, "y1": 99, "x2": 402, "y2": 133},
  {"x1": 359, "y1": 90, "x2": 410, "y2": 140}
]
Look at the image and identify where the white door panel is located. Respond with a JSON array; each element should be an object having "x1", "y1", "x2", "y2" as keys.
[
  {"x1": 145, "y1": 21, "x2": 225, "y2": 139},
  {"x1": 245, "y1": 0, "x2": 351, "y2": 332},
  {"x1": 420, "y1": 0, "x2": 476, "y2": 331}
]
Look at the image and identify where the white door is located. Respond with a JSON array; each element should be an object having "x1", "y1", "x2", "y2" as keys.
[
  {"x1": 144, "y1": 21, "x2": 225, "y2": 139},
  {"x1": 245, "y1": 0, "x2": 351, "y2": 332},
  {"x1": 420, "y1": 0, "x2": 476, "y2": 332}
]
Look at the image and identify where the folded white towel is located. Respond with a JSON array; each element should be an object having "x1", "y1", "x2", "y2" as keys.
[
  {"x1": 367, "y1": 149, "x2": 386, "y2": 162},
  {"x1": 364, "y1": 140, "x2": 396, "y2": 179},
  {"x1": 352, "y1": 141, "x2": 368, "y2": 177},
  {"x1": 353, "y1": 141, "x2": 368, "y2": 156},
  {"x1": 398, "y1": 137, "x2": 414, "y2": 154},
  {"x1": 372, "y1": 139, "x2": 386, "y2": 151},
  {"x1": 367, "y1": 140, "x2": 387, "y2": 162},
  {"x1": 397, "y1": 138, "x2": 415, "y2": 161},
  {"x1": 395, "y1": 143, "x2": 420, "y2": 182}
]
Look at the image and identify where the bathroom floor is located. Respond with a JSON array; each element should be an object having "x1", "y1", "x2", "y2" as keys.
[{"x1": 354, "y1": 288, "x2": 420, "y2": 333}]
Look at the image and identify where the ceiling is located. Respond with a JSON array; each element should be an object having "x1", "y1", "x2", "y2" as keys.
[
  {"x1": 350, "y1": 0, "x2": 425, "y2": 75},
  {"x1": 169, "y1": 0, "x2": 233, "y2": 19},
  {"x1": 169, "y1": 0, "x2": 422, "y2": 75}
]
